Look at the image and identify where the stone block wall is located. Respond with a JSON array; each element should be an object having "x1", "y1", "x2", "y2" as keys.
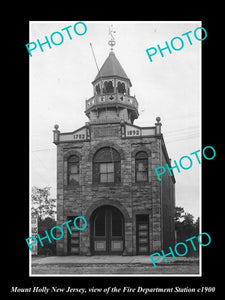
[
  {"x1": 161, "y1": 149, "x2": 176, "y2": 250},
  {"x1": 56, "y1": 127, "x2": 167, "y2": 255}
]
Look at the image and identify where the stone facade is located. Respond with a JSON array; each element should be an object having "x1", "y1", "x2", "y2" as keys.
[{"x1": 53, "y1": 49, "x2": 175, "y2": 256}]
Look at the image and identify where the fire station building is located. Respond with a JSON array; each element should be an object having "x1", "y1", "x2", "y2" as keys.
[{"x1": 53, "y1": 46, "x2": 175, "y2": 256}]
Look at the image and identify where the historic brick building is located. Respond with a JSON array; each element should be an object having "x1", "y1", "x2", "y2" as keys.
[{"x1": 53, "y1": 45, "x2": 176, "y2": 256}]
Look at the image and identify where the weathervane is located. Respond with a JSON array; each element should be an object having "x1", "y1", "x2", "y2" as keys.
[{"x1": 108, "y1": 24, "x2": 116, "y2": 51}]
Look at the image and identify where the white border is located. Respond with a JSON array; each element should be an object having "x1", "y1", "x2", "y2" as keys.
[{"x1": 29, "y1": 20, "x2": 202, "y2": 277}]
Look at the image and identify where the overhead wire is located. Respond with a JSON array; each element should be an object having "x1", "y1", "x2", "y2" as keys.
[{"x1": 32, "y1": 148, "x2": 55, "y2": 152}]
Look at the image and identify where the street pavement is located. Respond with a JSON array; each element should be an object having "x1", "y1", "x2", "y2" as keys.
[{"x1": 31, "y1": 256, "x2": 199, "y2": 275}]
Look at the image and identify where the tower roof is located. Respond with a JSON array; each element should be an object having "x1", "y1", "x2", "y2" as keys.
[{"x1": 93, "y1": 51, "x2": 131, "y2": 86}]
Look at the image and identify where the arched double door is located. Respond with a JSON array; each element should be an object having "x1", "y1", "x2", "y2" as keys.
[{"x1": 90, "y1": 205, "x2": 124, "y2": 255}]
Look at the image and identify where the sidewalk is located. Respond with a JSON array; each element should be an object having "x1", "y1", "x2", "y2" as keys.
[
  {"x1": 32, "y1": 255, "x2": 199, "y2": 265},
  {"x1": 31, "y1": 255, "x2": 199, "y2": 274}
]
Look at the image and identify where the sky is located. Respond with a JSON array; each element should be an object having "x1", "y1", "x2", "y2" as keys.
[{"x1": 30, "y1": 21, "x2": 201, "y2": 220}]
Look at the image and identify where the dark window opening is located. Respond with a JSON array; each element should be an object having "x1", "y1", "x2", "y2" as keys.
[
  {"x1": 103, "y1": 81, "x2": 114, "y2": 93},
  {"x1": 68, "y1": 155, "x2": 79, "y2": 185},
  {"x1": 96, "y1": 83, "x2": 101, "y2": 95},
  {"x1": 94, "y1": 210, "x2": 106, "y2": 236},
  {"x1": 117, "y1": 81, "x2": 126, "y2": 94},
  {"x1": 135, "y1": 151, "x2": 148, "y2": 182},
  {"x1": 111, "y1": 209, "x2": 123, "y2": 236}
]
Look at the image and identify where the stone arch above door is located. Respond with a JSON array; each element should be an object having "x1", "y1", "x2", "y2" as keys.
[{"x1": 85, "y1": 199, "x2": 131, "y2": 223}]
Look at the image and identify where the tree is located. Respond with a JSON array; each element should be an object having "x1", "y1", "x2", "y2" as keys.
[
  {"x1": 194, "y1": 217, "x2": 200, "y2": 236},
  {"x1": 38, "y1": 216, "x2": 56, "y2": 256},
  {"x1": 175, "y1": 207, "x2": 200, "y2": 256},
  {"x1": 183, "y1": 213, "x2": 194, "y2": 226},
  {"x1": 31, "y1": 187, "x2": 57, "y2": 256},
  {"x1": 175, "y1": 206, "x2": 185, "y2": 222},
  {"x1": 31, "y1": 186, "x2": 56, "y2": 221}
]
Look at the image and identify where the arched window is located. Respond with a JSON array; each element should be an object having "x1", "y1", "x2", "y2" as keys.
[
  {"x1": 103, "y1": 81, "x2": 114, "y2": 93},
  {"x1": 68, "y1": 155, "x2": 80, "y2": 185},
  {"x1": 95, "y1": 83, "x2": 101, "y2": 95},
  {"x1": 135, "y1": 151, "x2": 148, "y2": 182},
  {"x1": 117, "y1": 81, "x2": 126, "y2": 94},
  {"x1": 93, "y1": 147, "x2": 121, "y2": 184}
]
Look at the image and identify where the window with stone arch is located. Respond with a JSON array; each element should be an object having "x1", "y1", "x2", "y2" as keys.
[
  {"x1": 135, "y1": 151, "x2": 148, "y2": 182},
  {"x1": 67, "y1": 155, "x2": 80, "y2": 185},
  {"x1": 117, "y1": 81, "x2": 126, "y2": 94},
  {"x1": 93, "y1": 147, "x2": 121, "y2": 184}
]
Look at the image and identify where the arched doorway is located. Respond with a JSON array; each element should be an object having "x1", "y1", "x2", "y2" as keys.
[{"x1": 90, "y1": 205, "x2": 124, "y2": 255}]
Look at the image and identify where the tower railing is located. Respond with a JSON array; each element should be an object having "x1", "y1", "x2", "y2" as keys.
[{"x1": 85, "y1": 93, "x2": 138, "y2": 111}]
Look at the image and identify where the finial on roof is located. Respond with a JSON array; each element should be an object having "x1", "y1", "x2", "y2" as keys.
[
  {"x1": 155, "y1": 117, "x2": 162, "y2": 135},
  {"x1": 108, "y1": 24, "x2": 116, "y2": 51}
]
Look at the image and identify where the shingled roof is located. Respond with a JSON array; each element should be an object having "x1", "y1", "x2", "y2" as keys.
[{"x1": 93, "y1": 51, "x2": 132, "y2": 86}]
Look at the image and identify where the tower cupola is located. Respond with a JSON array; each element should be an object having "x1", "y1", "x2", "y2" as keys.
[{"x1": 85, "y1": 27, "x2": 139, "y2": 124}]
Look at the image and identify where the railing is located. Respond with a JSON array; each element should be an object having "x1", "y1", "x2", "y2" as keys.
[{"x1": 85, "y1": 93, "x2": 138, "y2": 111}]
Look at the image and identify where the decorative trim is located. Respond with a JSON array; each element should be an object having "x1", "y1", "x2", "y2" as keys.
[
  {"x1": 85, "y1": 199, "x2": 131, "y2": 222},
  {"x1": 131, "y1": 146, "x2": 151, "y2": 158},
  {"x1": 63, "y1": 149, "x2": 82, "y2": 160}
]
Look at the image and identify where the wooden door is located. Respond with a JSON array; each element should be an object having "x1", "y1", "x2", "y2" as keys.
[
  {"x1": 91, "y1": 206, "x2": 124, "y2": 255},
  {"x1": 136, "y1": 214, "x2": 149, "y2": 255}
]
